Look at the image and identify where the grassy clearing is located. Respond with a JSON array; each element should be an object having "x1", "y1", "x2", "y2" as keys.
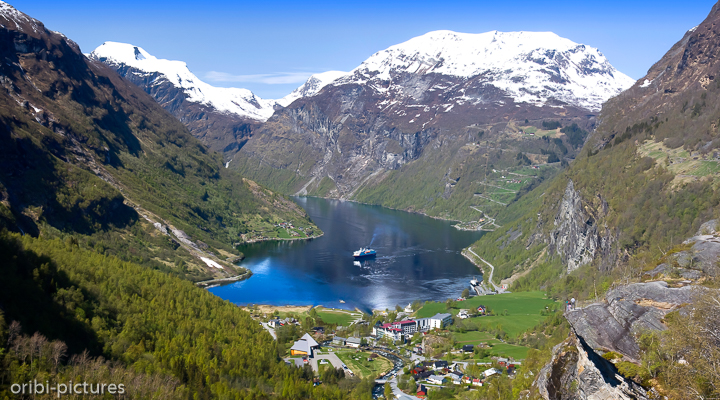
[
  {"x1": 465, "y1": 315, "x2": 548, "y2": 337},
  {"x1": 458, "y1": 291, "x2": 556, "y2": 316},
  {"x1": 690, "y1": 160, "x2": 720, "y2": 177},
  {"x1": 638, "y1": 139, "x2": 720, "y2": 179},
  {"x1": 334, "y1": 350, "x2": 393, "y2": 379},
  {"x1": 415, "y1": 291, "x2": 557, "y2": 338},
  {"x1": 315, "y1": 308, "x2": 359, "y2": 325},
  {"x1": 453, "y1": 331, "x2": 495, "y2": 343},
  {"x1": 451, "y1": 331, "x2": 531, "y2": 359},
  {"x1": 519, "y1": 126, "x2": 559, "y2": 137}
]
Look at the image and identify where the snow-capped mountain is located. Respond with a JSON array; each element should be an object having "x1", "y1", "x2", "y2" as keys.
[
  {"x1": 89, "y1": 42, "x2": 277, "y2": 121},
  {"x1": 90, "y1": 42, "x2": 348, "y2": 153},
  {"x1": 277, "y1": 70, "x2": 347, "y2": 107},
  {"x1": 234, "y1": 30, "x2": 635, "y2": 208},
  {"x1": 339, "y1": 30, "x2": 634, "y2": 112}
]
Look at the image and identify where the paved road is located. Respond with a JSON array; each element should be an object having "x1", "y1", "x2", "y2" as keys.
[
  {"x1": 388, "y1": 371, "x2": 422, "y2": 400},
  {"x1": 467, "y1": 248, "x2": 502, "y2": 292},
  {"x1": 260, "y1": 322, "x2": 277, "y2": 340},
  {"x1": 311, "y1": 352, "x2": 346, "y2": 374}
]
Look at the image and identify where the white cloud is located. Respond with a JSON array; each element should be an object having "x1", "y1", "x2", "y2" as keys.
[{"x1": 205, "y1": 71, "x2": 316, "y2": 84}]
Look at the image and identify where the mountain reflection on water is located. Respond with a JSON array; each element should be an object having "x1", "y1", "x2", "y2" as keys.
[{"x1": 209, "y1": 197, "x2": 485, "y2": 313}]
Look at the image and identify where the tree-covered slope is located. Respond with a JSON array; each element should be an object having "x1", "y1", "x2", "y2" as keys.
[
  {"x1": 0, "y1": 3, "x2": 319, "y2": 279},
  {"x1": 0, "y1": 231, "x2": 372, "y2": 399}
]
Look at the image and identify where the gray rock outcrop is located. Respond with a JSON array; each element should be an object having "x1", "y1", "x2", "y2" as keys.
[
  {"x1": 676, "y1": 219, "x2": 720, "y2": 277},
  {"x1": 565, "y1": 281, "x2": 695, "y2": 361},
  {"x1": 549, "y1": 180, "x2": 614, "y2": 272},
  {"x1": 535, "y1": 330, "x2": 649, "y2": 400}
]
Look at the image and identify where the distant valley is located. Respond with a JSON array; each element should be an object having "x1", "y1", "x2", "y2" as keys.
[{"x1": 95, "y1": 31, "x2": 634, "y2": 223}]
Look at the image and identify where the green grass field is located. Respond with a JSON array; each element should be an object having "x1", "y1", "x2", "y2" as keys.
[
  {"x1": 315, "y1": 308, "x2": 359, "y2": 325},
  {"x1": 334, "y1": 350, "x2": 392, "y2": 379},
  {"x1": 452, "y1": 330, "x2": 531, "y2": 359},
  {"x1": 459, "y1": 291, "x2": 556, "y2": 315},
  {"x1": 453, "y1": 331, "x2": 495, "y2": 343},
  {"x1": 690, "y1": 160, "x2": 720, "y2": 177},
  {"x1": 415, "y1": 291, "x2": 557, "y2": 338}
]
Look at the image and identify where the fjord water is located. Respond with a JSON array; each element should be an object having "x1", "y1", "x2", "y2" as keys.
[{"x1": 209, "y1": 197, "x2": 485, "y2": 312}]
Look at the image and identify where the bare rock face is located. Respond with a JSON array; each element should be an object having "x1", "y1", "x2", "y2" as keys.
[
  {"x1": 535, "y1": 330, "x2": 649, "y2": 400},
  {"x1": 677, "y1": 219, "x2": 720, "y2": 277},
  {"x1": 565, "y1": 281, "x2": 694, "y2": 361},
  {"x1": 548, "y1": 180, "x2": 614, "y2": 272}
]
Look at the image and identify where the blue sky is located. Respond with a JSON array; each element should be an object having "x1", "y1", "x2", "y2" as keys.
[{"x1": 10, "y1": 0, "x2": 716, "y2": 99}]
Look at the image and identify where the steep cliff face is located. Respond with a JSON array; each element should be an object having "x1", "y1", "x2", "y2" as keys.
[
  {"x1": 547, "y1": 180, "x2": 615, "y2": 272},
  {"x1": 535, "y1": 330, "x2": 649, "y2": 400}
]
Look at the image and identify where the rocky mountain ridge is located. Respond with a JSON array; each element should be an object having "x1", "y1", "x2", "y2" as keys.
[
  {"x1": 90, "y1": 43, "x2": 346, "y2": 154},
  {"x1": 0, "y1": 1, "x2": 318, "y2": 279}
]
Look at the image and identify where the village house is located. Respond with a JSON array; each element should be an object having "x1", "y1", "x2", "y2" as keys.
[
  {"x1": 332, "y1": 336, "x2": 346, "y2": 346},
  {"x1": 290, "y1": 333, "x2": 320, "y2": 357},
  {"x1": 416, "y1": 384, "x2": 427, "y2": 398},
  {"x1": 462, "y1": 344, "x2": 475, "y2": 353},
  {"x1": 427, "y1": 375, "x2": 446, "y2": 385},
  {"x1": 346, "y1": 337, "x2": 362, "y2": 348},
  {"x1": 413, "y1": 371, "x2": 433, "y2": 381},
  {"x1": 449, "y1": 371, "x2": 463, "y2": 385}
]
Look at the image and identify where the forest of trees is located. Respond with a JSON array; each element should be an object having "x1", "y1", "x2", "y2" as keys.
[{"x1": 0, "y1": 231, "x2": 372, "y2": 399}]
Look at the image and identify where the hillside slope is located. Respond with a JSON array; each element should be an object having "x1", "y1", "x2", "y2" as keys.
[
  {"x1": 0, "y1": 2, "x2": 319, "y2": 280},
  {"x1": 89, "y1": 42, "x2": 274, "y2": 154},
  {"x1": 467, "y1": 5, "x2": 720, "y2": 293},
  {"x1": 233, "y1": 30, "x2": 633, "y2": 221},
  {"x1": 460, "y1": 5, "x2": 720, "y2": 398}
]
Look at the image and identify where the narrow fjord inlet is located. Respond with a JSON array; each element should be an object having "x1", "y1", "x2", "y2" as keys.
[{"x1": 210, "y1": 197, "x2": 485, "y2": 312}]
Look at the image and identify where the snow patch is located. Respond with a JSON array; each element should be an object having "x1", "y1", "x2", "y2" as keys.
[
  {"x1": 90, "y1": 42, "x2": 278, "y2": 121},
  {"x1": 277, "y1": 70, "x2": 347, "y2": 107},
  {"x1": 201, "y1": 257, "x2": 224, "y2": 270},
  {"x1": 640, "y1": 79, "x2": 652, "y2": 88}
]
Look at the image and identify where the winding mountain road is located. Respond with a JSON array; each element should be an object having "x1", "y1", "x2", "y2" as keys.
[{"x1": 467, "y1": 248, "x2": 502, "y2": 292}]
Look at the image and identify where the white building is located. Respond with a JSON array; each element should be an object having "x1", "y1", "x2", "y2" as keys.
[
  {"x1": 429, "y1": 313, "x2": 453, "y2": 329},
  {"x1": 483, "y1": 368, "x2": 500, "y2": 378},
  {"x1": 416, "y1": 318, "x2": 431, "y2": 332},
  {"x1": 346, "y1": 337, "x2": 362, "y2": 348}
]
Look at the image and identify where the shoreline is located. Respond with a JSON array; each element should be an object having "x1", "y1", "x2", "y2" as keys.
[
  {"x1": 195, "y1": 270, "x2": 253, "y2": 288},
  {"x1": 241, "y1": 232, "x2": 324, "y2": 244},
  {"x1": 295, "y1": 195, "x2": 486, "y2": 230}
]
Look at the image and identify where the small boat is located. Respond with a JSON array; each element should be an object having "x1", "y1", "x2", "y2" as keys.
[
  {"x1": 339, "y1": 300, "x2": 346, "y2": 303},
  {"x1": 353, "y1": 247, "x2": 376, "y2": 258}
]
